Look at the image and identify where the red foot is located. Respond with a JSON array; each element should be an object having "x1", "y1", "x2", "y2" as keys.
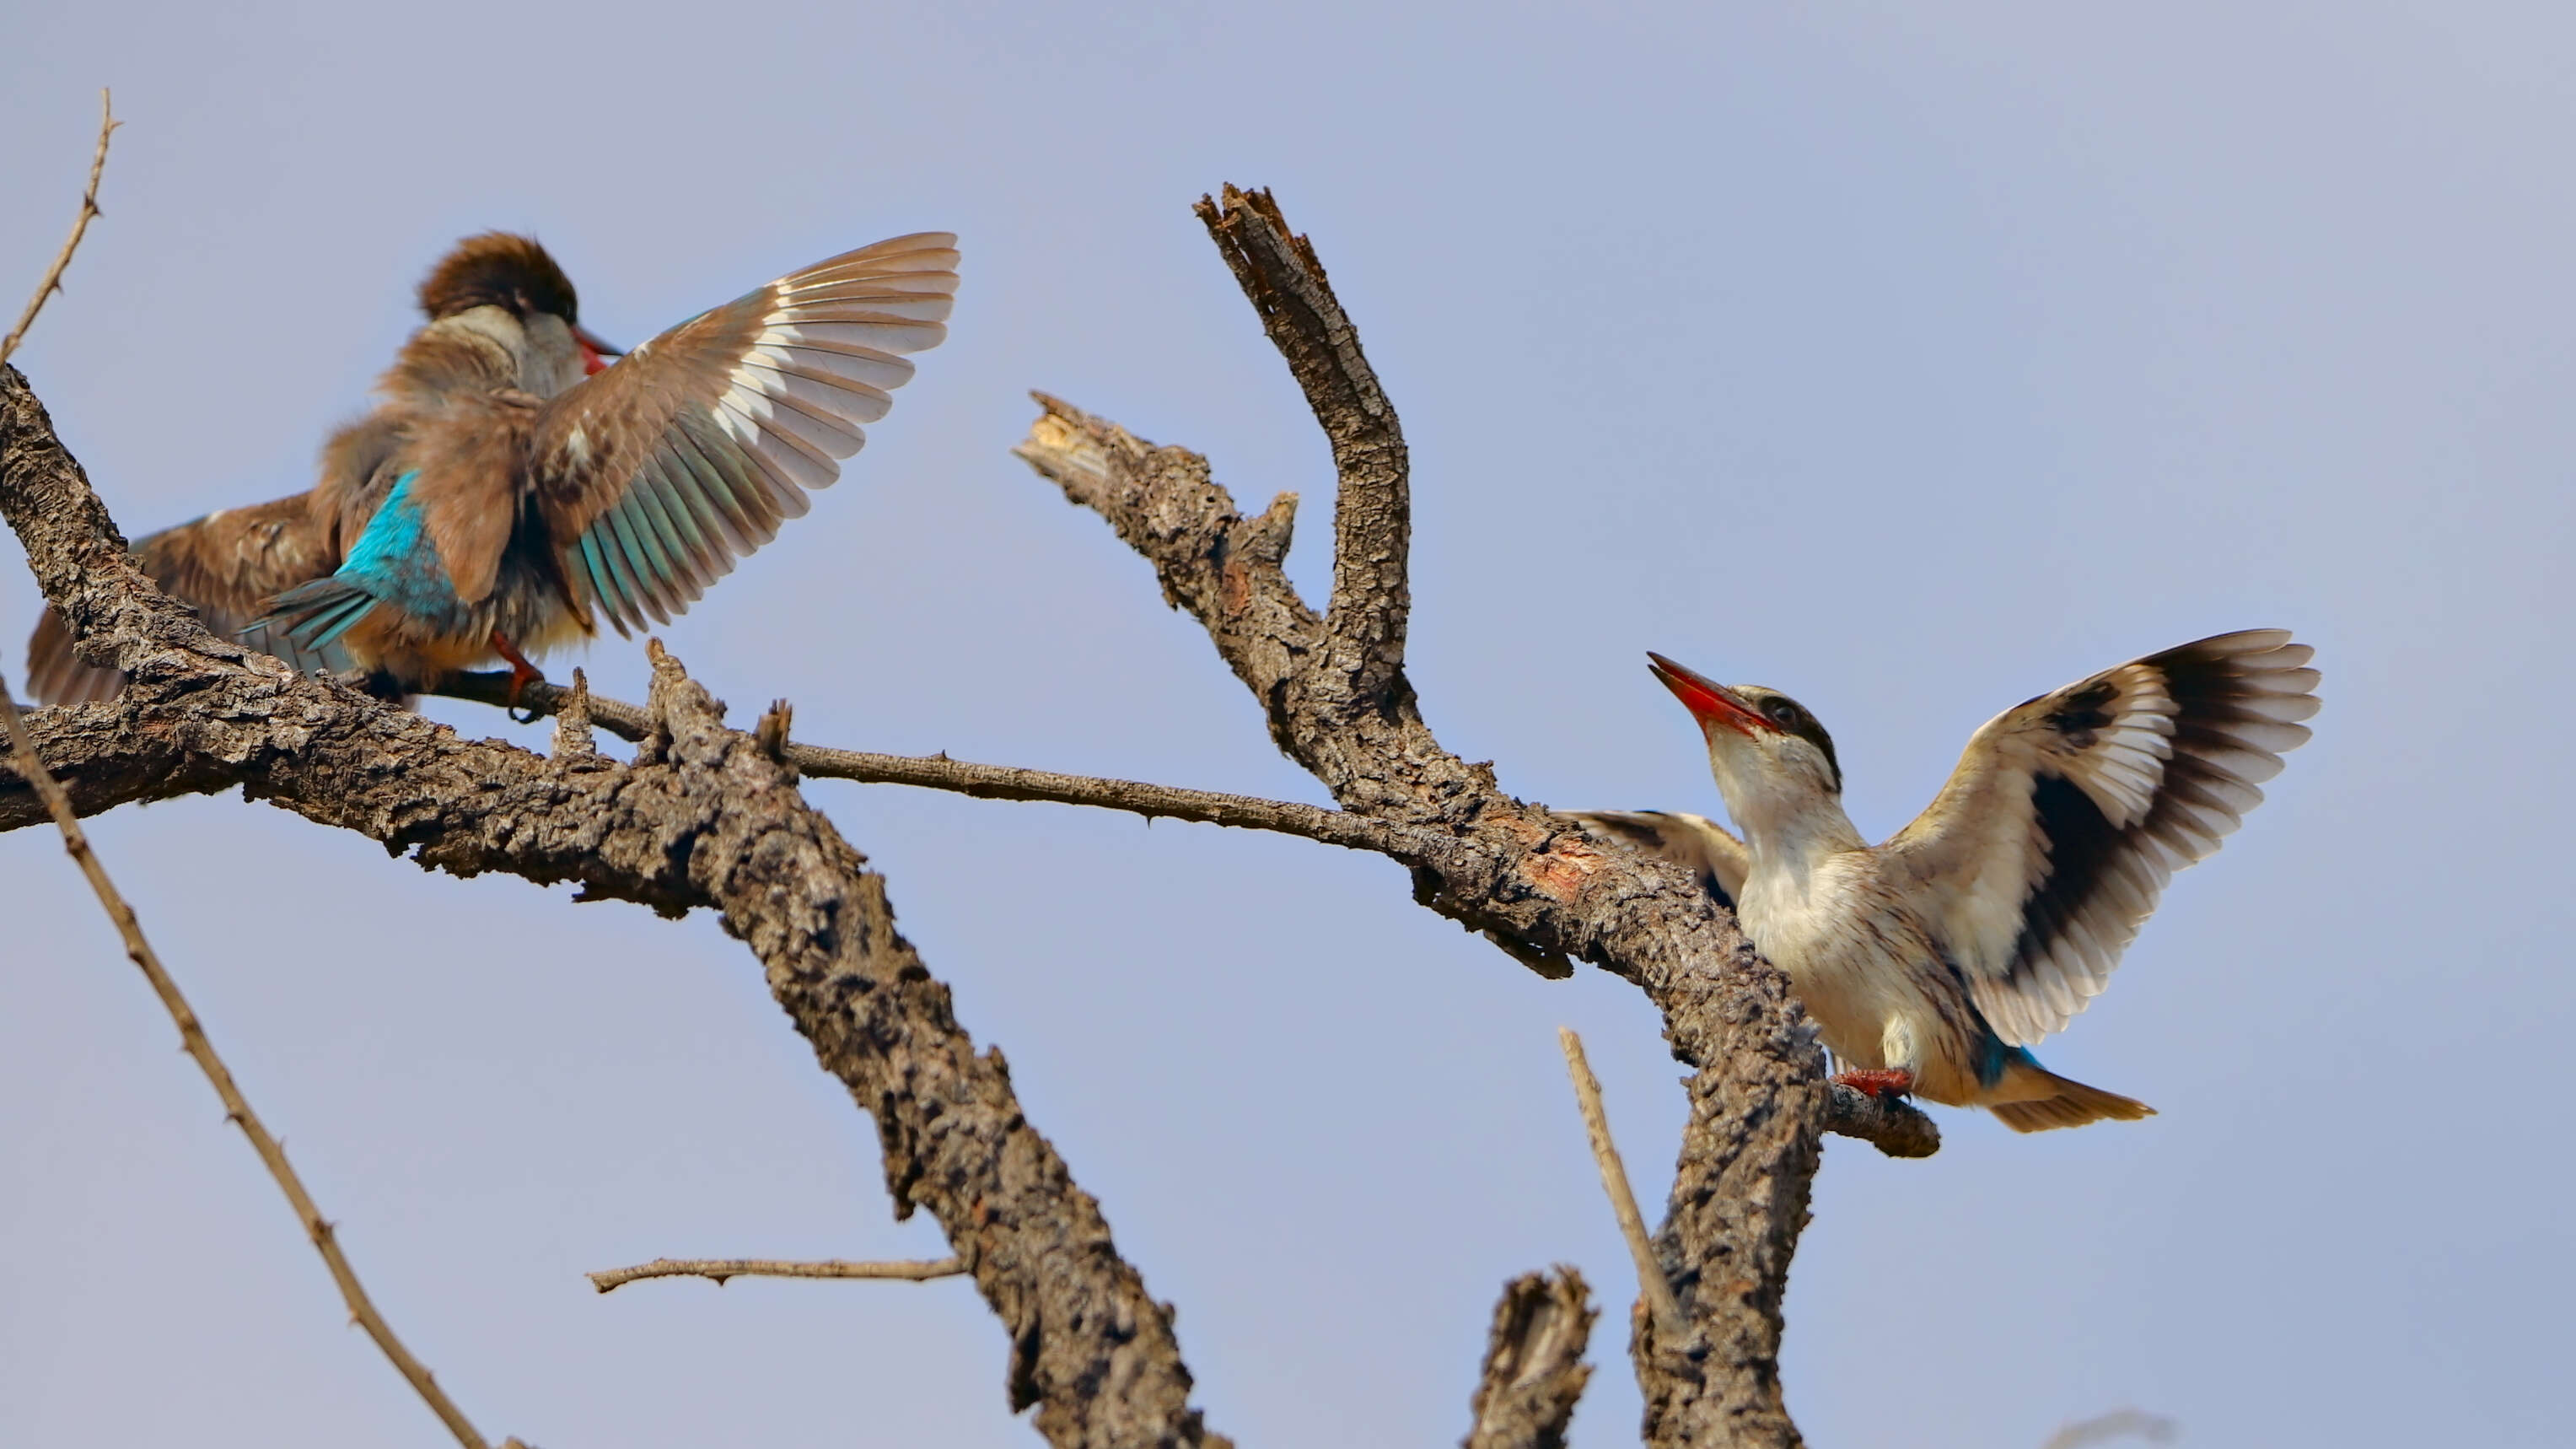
[
  {"x1": 1832, "y1": 1068, "x2": 1917, "y2": 1099},
  {"x1": 489, "y1": 630, "x2": 544, "y2": 715}
]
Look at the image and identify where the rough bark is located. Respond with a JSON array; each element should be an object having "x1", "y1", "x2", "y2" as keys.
[
  {"x1": 2, "y1": 362, "x2": 1224, "y2": 1449},
  {"x1": 1008, "y1": 190, "x2": 1931, "y2": 1447},
  {"x1": 9, "y1": 184, "x2": 1945, "y2": 1448},
  {"x1": 1464, "y1": 1269, "x2": 1596, "y2": 1449}
]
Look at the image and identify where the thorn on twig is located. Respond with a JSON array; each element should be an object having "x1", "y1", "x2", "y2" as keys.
[{"x1": 0, "y1": 90, "x2": 118, "y2": 368}]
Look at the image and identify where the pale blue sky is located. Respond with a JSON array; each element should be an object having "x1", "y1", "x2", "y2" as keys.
[{"x1": 3, "y1": 4, "x2": 2568, "y2": 1446}]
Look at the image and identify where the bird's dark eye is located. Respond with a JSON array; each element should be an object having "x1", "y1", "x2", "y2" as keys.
[{"x1": 1765, "y1": 700, "x2": 1799, "y2": 725}]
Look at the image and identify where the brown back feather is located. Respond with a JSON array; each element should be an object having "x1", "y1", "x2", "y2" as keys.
[
  {"x1": 24, "y1": 493, "x2": 334, "y2": 704},
  {"x1": 406, "y1": 391, "x2": 545, "y2": 605}
]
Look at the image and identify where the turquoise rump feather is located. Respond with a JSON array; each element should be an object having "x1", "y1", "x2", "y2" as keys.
[{"x1": 258, "y1": 472, "x2": 470, "y2": 655}]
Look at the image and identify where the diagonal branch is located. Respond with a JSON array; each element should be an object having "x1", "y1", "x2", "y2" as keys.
[
  {"x1": 1014, "y1": 390, "x2": 1320, "y2": 732},
  {"x1": 7, "y1": 111, "x2": 492, "y2": 1436},
  {"x1": 1196, "y1": 186, "x2": 1411, "y2": 704},
  {"x1": 0, "y1": 90, "x2": 118, "y2": 368},
  {"x1": 3, "y1": 680, "x2": 503, "y2": 1449},
  {"x1": 1558, "y1": 1029, "x2": 1691, "y2": 1345},
  {"x1": 0, "y1": 364, "x2": 1228, "y2": 1449}
]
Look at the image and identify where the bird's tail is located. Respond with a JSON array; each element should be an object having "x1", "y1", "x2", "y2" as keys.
[
  {"x1": 1989, "y1": 1060, "x2": 2155, "y2": 1134},
  {"x1": 246, "y1": 576, "x2": 383, "y2": 660}
]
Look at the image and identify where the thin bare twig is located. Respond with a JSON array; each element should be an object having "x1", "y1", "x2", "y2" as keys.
[
  {"x1": 433, "y1": 670, "x2": 1418, "y2": 856},
  {"x1": 1556, "y1": 1028, "x2": 1689, "y2": 1348},
  {"x1": 3, "y1": 119, "x2": 498, "y2": 1446},
  {"x1": 589, "y1": 1255, "x2": 967, "y2": 1293},
  {"x1": 0, "y1": 90, "x2": 118, "y2": 368},
  {"x1": 0, "y1": 668, "x2": 500, "y2": 1449}
]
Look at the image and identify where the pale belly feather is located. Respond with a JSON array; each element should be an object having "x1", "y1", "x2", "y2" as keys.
[{"x1": 1734, "y1": 850, "x2": 1990, "y2": 1105}]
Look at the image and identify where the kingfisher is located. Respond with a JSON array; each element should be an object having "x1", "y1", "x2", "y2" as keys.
[
  {"x1": 24, "y1": 233, "x2": 621, "y2": 704},
  {"x1": 246, "y1": 230, "x2": 957, "y2": 703},
  {"x1": 1577, "y1": 630, "x2": 2319, "y2": 1131}
]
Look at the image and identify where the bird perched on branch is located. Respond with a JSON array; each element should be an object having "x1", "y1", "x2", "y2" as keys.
[
  {"x1": 1577, "y1": 630, "x2": 2318, "y2": 1132},
  {"x1": 247, "y1": 231, "x2": 958, "y2": 703},
  {"x1": 24, "y1": 233, "x2": 621, "y2": 704}
]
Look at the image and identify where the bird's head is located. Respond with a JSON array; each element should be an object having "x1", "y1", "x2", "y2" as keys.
[
  {"x1": 417, "y1": 233, "x2": 622, "y2": 391},
  {"x1": 1647, "y1": 651, "x2": 1844, "y2": 827}
]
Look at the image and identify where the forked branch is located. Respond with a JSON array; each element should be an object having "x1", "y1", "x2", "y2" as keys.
[
  {"x1": 1014, "y1": 187, "x2": 1898, "y2": 1449},
  {"x1": 1196, "y1": 186, "x2": 1412, "y2": 703},
  {"x1": 4, "y1": 180, "x2": 1950, "y2": 1449},
  {"x1": 0, "y1": 364, "x2": 1227, "y2": 1449}
]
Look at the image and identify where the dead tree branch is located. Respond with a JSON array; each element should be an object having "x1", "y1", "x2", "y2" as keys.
[
  {"x1": 3, "y1": 107, "x2": 500, "y2": 1442},
  {"x1": 2, "y1": 684, "x2": 504, "y2": 1449},
  {"x1": 589, "y1": 1256, "x2": 966, "y2": 1293},
  {"x1": 0, "y1": 90, "x2": 116, "y2": 368},
  {"x1": 442, "y1": 671, "x2": 1934, "y2": 1167},
  {"x1": 1559, "y1": 1028, "x2": 1690, "y2": 1346},
  {"x1": 431, "y1": 669, "x2": 1421, "y2": 855},
  {"x1": 1006, "y1": 186, "x2": 1895, "y2": 1447},
  {"x1": 1196, "y1": 185, "x2": 1411, "y2": 704},
  {"x1": 1464, "y1": 1269, "x2": 1596, "y2": 1449},
  {"x1": 8, "y1": 183, "x2": 1947, "y2": 1448},
  {"x1": 0, "y1": 363, "x2": 1226, "y2": 1449}
]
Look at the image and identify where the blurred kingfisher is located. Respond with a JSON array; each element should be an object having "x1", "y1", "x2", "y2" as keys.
[
  {"x1": 1576, "y1": 630, "x2": 2318, "y2": 1131},
  {"x1": 246, "y1": 230, "x2": 958, "y2": 703},
  {"x1": 24, "y1": 233, "x2": 621, "y2": 703}
]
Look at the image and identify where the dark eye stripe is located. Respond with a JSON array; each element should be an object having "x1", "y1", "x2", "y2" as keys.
[{"x1": 1754, "y1": 690, "x2": 1842, "y2": 793}]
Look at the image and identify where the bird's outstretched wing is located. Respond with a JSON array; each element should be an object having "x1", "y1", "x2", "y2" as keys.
[
  {"x1": 525, "y1": 234, "x2": 959, "y2": 635},
  {"x1": 1880, "y1": 629, "x2": 2320, "y2": 1045},
  {"x1": 1567, "y1": 810, "x2": 1749, "y2": 910},
  {"x1": 26, "y1": 493, "x2": 340, "y2": 704}
]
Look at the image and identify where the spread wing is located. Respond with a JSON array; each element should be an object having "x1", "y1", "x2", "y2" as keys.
[
  {"x1": 1567, "y1": 810, "x2": 1749, "y2": 910},
  {"x1": 526, "y1": 233, "x2": 959, "y2": 635},
  {"x1": 26, "y1": 493, "x2": 339, "y2": 704},
  {"x1": 1880, "y1": 629, "x2": 2321, "y2": 1045}
]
